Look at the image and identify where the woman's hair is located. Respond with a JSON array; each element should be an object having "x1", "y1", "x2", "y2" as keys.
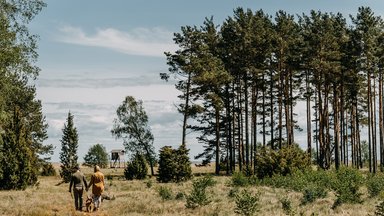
[{"x1": 94, "y1": 165, "x2": 100, "y2": 172}]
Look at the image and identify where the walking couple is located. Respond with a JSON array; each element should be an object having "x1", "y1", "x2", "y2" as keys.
[{"x1": 68, "y1": 165, "x2": 105, "y2": 212}]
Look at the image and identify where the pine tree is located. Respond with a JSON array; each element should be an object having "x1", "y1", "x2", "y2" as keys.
[
  {"x1": 0, "y1": 107, "x2": 37, "y2": 190},
  {"x1": 157, "y1": 146, "x2": 177, "y2": 183},
  {"x1": 157, "y1": 144, "x2": 192, "y2": 183},
  {"x1": 175, "y1": 144, "x2": 192, "y2": 182},
  {"x1": 59, "y1": 112, "x2": 79, "y2": 183}
]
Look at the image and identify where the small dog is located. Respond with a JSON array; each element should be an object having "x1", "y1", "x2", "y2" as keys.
[{"x1": 85, "y1": 195, "x2": 94, "y2": 213}]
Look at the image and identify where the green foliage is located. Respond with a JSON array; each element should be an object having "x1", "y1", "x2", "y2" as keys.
[
  {"x1": 175, "y1": 144, "x2": 192, "y2": 182},
  {"x1": 231, "y1": 171, "x2": 249, "y2": 187},
  {"x1": 367, "y1": 173, "x2": 384, "y2": 197},
  {"x1": 185, "y1": 176, "x2": 216, "y2": 209},
  {"x1": 255, "y1": 145, "x2": 310, "y2": 179},
  {"x1": 280, "y1": 196, "x2": 294, "y2": 215},
  {"x1": 40, "y1": 163, "x2": 56, "y2": 176},
  {"x1": 157, "y1": 145, "x2": 192, "y2": 183},
  {"x1": 234, "y1": 189, "x2": 260, "y2": 216},
  {"x1": 145, "y1": 179, "x2": 153, "y2": 188},
  {"x1": 228, "y1": 187, "x2": 240, "y2": 199},
  {"x1": 331, "y1": 166, "x2": 363, "y2": 208},
  {"x1": 301, "y1": 184, "x2": 327, "y2": 205},
  {"x1": 158, "y1": 186, "x2": 173, "y2": 201},
  {"x1": 257, "y1": 168, "x2": 331, "y2": 204},
  {"x1": 83, "y1": 143, "x2": 109, "y2": 168},
  {"x1": 111, "y1": 96, "x2": 156, "y2": 175},
  {"x1": 175, "y1": 192, "x2": 185, "y2": 200},
  {"x1": 59, "y1": 112, "x2": 79, "y2": 183},
  {"x1": 0, "y1": 0, "x2": 52, "y2": 190},
  {"x1": 157, "y1": 146, "x2": 175, "y2": 183},
  {"x1": 0, "y1": 108, "x2": 38, "y2": 189},
  {"x1": 124, "y1": 153, "x2": 148, "y2": 180}
]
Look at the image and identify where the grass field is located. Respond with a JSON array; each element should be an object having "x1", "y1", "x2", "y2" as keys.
[{"x1": 0, "y1": 164, "x2": 380, "y2": 216}]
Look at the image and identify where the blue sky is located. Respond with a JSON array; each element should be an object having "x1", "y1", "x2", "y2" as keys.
[{"x1": 30, "y1": 0, "x2": 384, "y2": 162}]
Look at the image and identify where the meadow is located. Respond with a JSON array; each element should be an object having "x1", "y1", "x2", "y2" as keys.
[{"x1": 0, "y1": 165, "x2": 380, "y2": 216}]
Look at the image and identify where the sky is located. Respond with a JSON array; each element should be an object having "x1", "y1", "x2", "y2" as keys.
[{"x1": 29, "y1": 0, "x2": 384, "y2": 162}]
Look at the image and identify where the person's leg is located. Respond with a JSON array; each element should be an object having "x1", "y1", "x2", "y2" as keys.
[
  {"x1": 74, "y1": 190, "x2": 80, "y2": 210},
  {"x1": 97, "y1": 195, "x2": 102, "y2": 209},
  {"x1": 78, "y1": 188, "x2": 84, "y2": 211},
  {"x1": 93, "y1": 195, "x2": 102, "y2": 210},
  {"x1": 92, "y1": 195, "x2": 99, "y2": 211}
]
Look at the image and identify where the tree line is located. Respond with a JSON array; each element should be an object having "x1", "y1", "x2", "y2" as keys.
[
  {"x1": 162, "y1": 7, "x2": 384, "y2": 174},
  {"x1": 0, "y1": 0, "x2": 54, "y2": 189}
]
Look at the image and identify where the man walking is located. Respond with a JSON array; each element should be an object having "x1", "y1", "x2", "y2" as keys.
[{"x1": 69, "y1": 165, "x2": 88, "y2": 211}]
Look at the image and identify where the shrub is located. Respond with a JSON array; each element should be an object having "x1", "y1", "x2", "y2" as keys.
[
  {"x1": 367, "y1": 173, "x2": 384, "y2": 197},
  {"x1": 255, "y1": 144, "x2": 310, "y2": 179},
  {"x1": 40, "y1": 163, "x2": 56, "y2": 176},
  {"x1": 175, "y1": 144, "x2": 192, "y2": 182},
  {"x1": 158, "y1": 186, "x2": 173, "y2": 201},
  {"x1": 186, "y1": 176, "x2": 216, "y2": 209},
  {"x1": 231, "y1": 172, "x2": 249, "y2": 187},
  {"x1": 175, "y1": 192, "x2": 185, "y2": 200},
  {"x1": 234, "y1": 189, "x2": 260, "y2": 216},
  {"x1": 157, "y1": 145, "x2": 192, "y2": 183},
  {"x1": 157, "y1": 146, "x2": 175, "y2": 183},
  {"x1": 331, "y1": 166, "x2": 363, "y2": 208},
  {"x1": 301, "y1": 184, "x2": 327, "y2": 205},
  {"x1": 228, "y1": 187, "x2": 240, "y2": 199},
  {"x1": 145, "y1": 179, "x2": 153, "y2": 188},
  {"x1": 280, "y1": 196, "x2": 294, "y2": 215},
  {"x1": 124, "y1": 153, "x2": 148, "y2": 180},
  {"x1": 242, "y1": 165, "x2": 254, "y2": 177}
]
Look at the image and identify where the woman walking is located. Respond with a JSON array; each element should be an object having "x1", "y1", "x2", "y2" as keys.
[{"x1": 88, "y1": 165, "x2": 105, "y2": 211}]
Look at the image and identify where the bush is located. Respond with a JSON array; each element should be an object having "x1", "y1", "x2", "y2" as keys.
[
  {"x1": 175, "y1": 192, "x2": 185, "y2": 200},
  {"x1": 231, "y1": 172, "x2": 249, "y2": 187},
  {"x1": 158, "y1": 186, "x2": 173, "y2": 201},
  {"x1": 301, "y1": 184, "x2": 327, "y2": 205},
  {"x1": 145, "y1": 179, "x2": 153, "y2": 188},
  {"x1": 255, "y1": 144, "x2": 310, "y2": 179},
  {"x1": 280, "y1": 196, "x2": 294, "y2": 215},
  {"x1": 234, "y1": 189, "x2": 260, "y2": 216},
  {"x1": 40, "y1": 163, "x2": 56, "y2": 176},
  {"x1": 331, "y1": 166, "x2": 363, "y2": 208},
  {"x1": 186, "y1": 176, "x2": 216, "y2": 209},
  {"x1": 157, "y1": 145, "x2": 192, "y2": 183},
  {"x1": 124, "y1": 153, "x2": 148, "y2": 180},
  {"x1": 367, "y1": 173, "x2": 384, "y2": 197},
  {"x1": 228, "y1": 187, "x2": 240, "y2": 199}
]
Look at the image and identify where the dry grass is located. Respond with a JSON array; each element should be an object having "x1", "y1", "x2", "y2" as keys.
[{"x1": 0, "y1": 164, "x2": 379, "y2": 216}]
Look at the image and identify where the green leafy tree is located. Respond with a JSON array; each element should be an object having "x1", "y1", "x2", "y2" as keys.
[
  {"x1": 111, "y1": 96, "x2": 156, "y2": 176},
  {"x1": 59, "y1": 112, "x2": 79, "y2": 183},
  {"x1": 83, "y1": 144, "x2": 109, "y2": 168}
]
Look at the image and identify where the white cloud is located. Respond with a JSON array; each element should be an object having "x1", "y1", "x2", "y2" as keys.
[{"x1": 56, "y1": 25, "x2": 178, "y2": 57}]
